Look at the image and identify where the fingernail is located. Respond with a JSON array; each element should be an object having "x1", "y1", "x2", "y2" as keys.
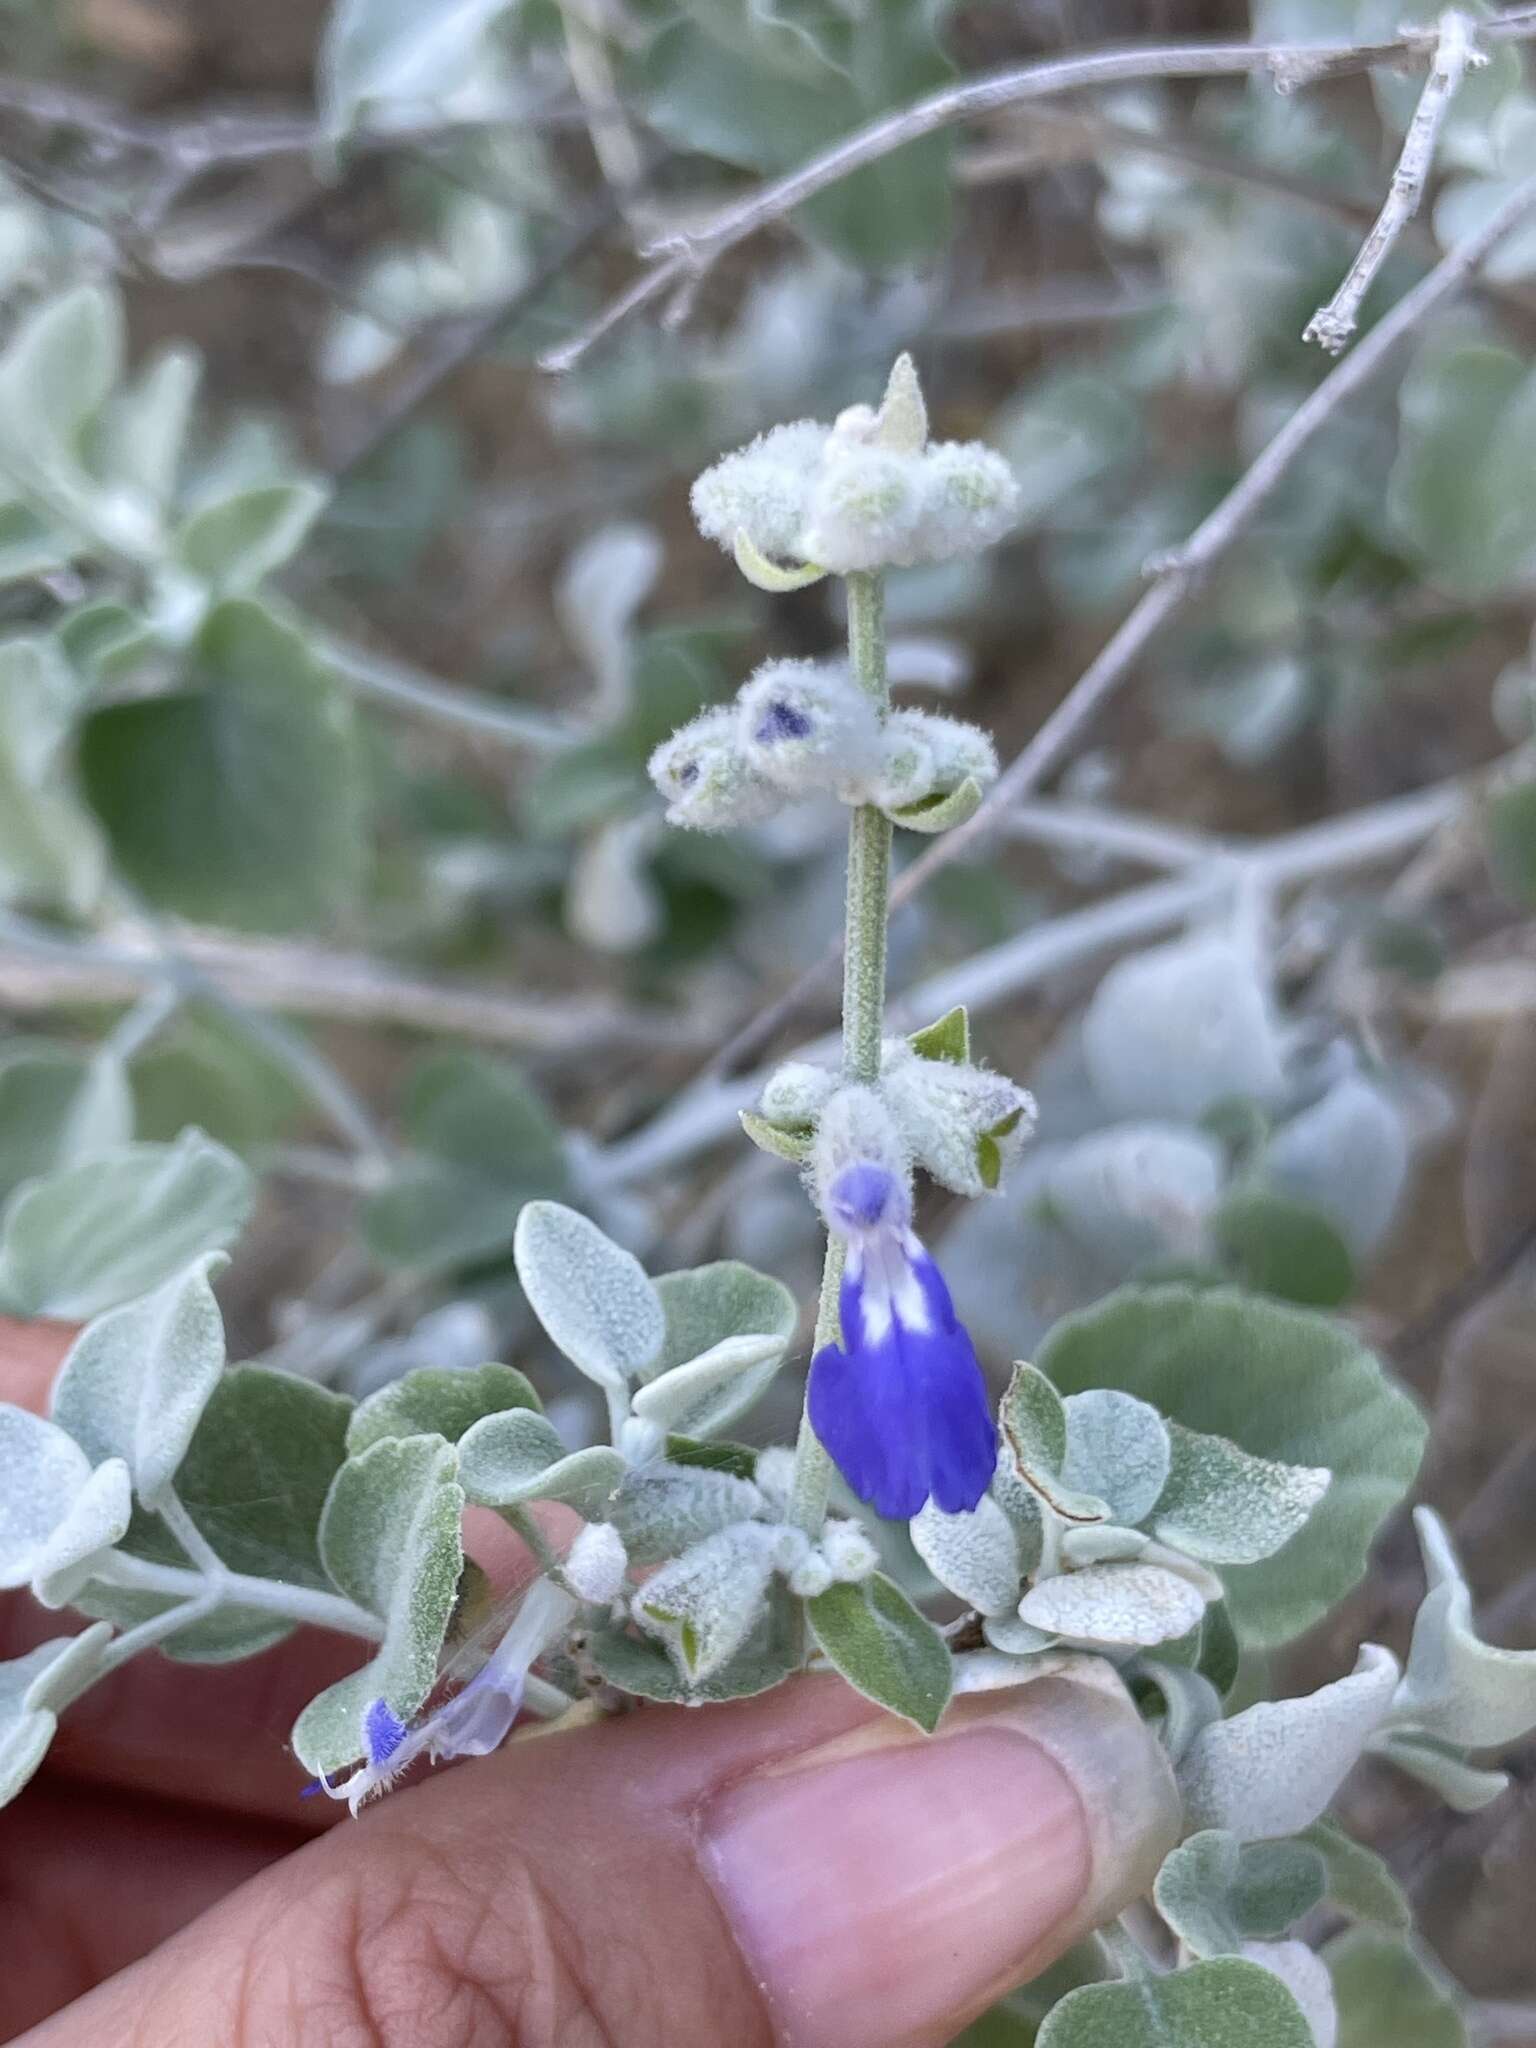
[{"x1": 701, "y1": 1662, "x2": 1178, "y2": 2048}]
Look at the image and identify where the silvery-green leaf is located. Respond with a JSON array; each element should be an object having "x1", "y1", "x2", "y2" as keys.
[
  {"x1": 1154, "y1": 1423, "x2": 1331, "y2": 1567},
  {"x1": 1046, "y1": 1122, "x2": 1224, "y2": 1271},
  {"x1": 633, "y1": 1522, "x2": 779, "y2": 1682},
  {"x1": 50, "y1": 1253, "x2": 226, "y2": 1501},
  {"x1": 457, "y1": 1408, "x2": 624, "y2": 1518},
  {"x1": 952, "y1": 1646, "x2": 1061, "y2": 1694},
  {"x1": 1018, "y1": 1560, "x2": 1210, "y2": 1648},
  {"x1": 738, "y1": 1109, "x2": 814, "y2": 1163},
  {"x1": 0, "y1": 1405, "x2": 129, "y2": 1589},
  {"x1": 907, "y1": 1005, "x2": 970, "y2": 1065},
  {"x1": 1061, "y1": 1389, "x2": 1170, "y2": 1526},
  {"x1": 1266, "y1": 1077, "x2": 1409, "y2": 1260},
  {"x1": 910, "y1": 1492, "x2": 1022, "y2": 1615},
  {"x1": 565, "y1": 813, "x2": 663, "y2": 954},
  {"x1": 1040, "y1": 1287, "x2": 1425, "y2": 1647},
  {"x1": 1138, "y1": 1658, "x2": 1223, "y2": 1763},
  {"x1": 1240, "y1": 1942, "x2": 1337, "y2": 2048},
  {"x1": 1059, "y1": 1523, "x2": 1148, "y2": 1568},
  {"x1": 319, "y1": 0, "x2": 517, "y2": 142},
  {"x1": 94, "y1": 344, "x2": 199, "y2": 509},
  {"x1": 0, "y1": 285, "x2": 121, "y2": 483},
  {"x1": 174, "y1": 481, "x2": 328, "y2": 595},
  {"x1": 1295, "y1": 1820, "x2": 1411, "y2": 1932},
  {"x1": 1154, "y1": 1829, "x2": 1326, "y2": 1959},
  {"x1": 1000, "y1": 1363, "x2": 1107, "y2": 1523},
  {"x1": 0, "y1": 735, "x2": 105, "y2": 919},
  {"x1": 883, "y1": 774, "x2": 984, "y2": 834},
  {"x1": 1324, "y1": 1928, "x2": 1465, "y2": 2048},
  {"x1": 1036, "y1": 1956, "x2": 1315, "y2": 2048},
  {"x1": 346, "y1": 1362, "x2": 540, "y2": 1458},
  {"x1": 514, "y1": 1201, "x2": 663, "y2": 1388},
  {"x1": 0, "y1": 1130, "x2": 252, "y2": 1319},
  {"x1": 807, "y1": 1571, "x2": 953, "y2": 1733},
  {"x1": 1081, "y1": 936, "x2": 1288, "y2": 1123},
  {"x1": 732, "y1": 527, "x2": 828, "y2": 591},
  {"x1": 1390, "y1": 1505, "x2": 1536, "y2": 1750},
  {"x1": 631, "y1": 1333, "x2": 788, "y2": 1438},
  {"x1": 27, "y1": 1458, "x2": 133, "y2": 1606},
  {"x1": 556, "y1": 521, "x2": 663, "y2": 721},
  {"x1": 643, "y1": 1260, "x2": 797, "y2": 1435},
  {"x1": 1368, "y1": 1730, "x2": 1509, "y2": 1813},
  {"x1": 609, "y1": 1462, "x2": 762, "y2": 1565},
  {"x1": 989, "y1": 1449, "x2": 1046, "y2": 1574},
  {"x1": 983, "y1": 1611, "x2": 1058, "y2": 1656},
  {"x1": 0, "y1": 1623, "x2": 114, "y2": 1808},
  {"x1": 291, "y1": 1434, "x2": 464, "y2": 1775},
  {"x1": 590, "y1": 1581, "x2": 799, "y2": 1704},
  {"x1": 1177, "y1": 1645, "x2": 1400, "y2": 1842}
]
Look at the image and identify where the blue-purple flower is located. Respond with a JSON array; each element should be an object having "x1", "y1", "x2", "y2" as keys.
[{"x1": 808, "y1": 1157, "x2": 996, "y2": 1521}]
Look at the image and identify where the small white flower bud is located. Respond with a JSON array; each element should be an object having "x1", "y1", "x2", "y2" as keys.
[
  {"x1": 861, "y1": 714, "x2": 938, "y2": 810},
  {"x1": 812, "y1": 1084, "x2": 912, "y2": 1234},
  {"x1": 759, "y1": 1059, "x2": 839, "y2": 1129},
  {"x1": 648, "y1": 707, "x2": 783, "y2": 832},
  {"x1": 564, "y1": 1521, "x2": 629, "y2": 1604},
  {"x1": 832, "y1": 402, "x2": 880, "y2": 443},
  {"x1": 736, "y1": 658, "x2": 881, "y2": 795},
  {"x1": 820, "y1": 1518, "x2": 880, "y2": 1582},
  {"x1": 801, "y1": 444, "x2": 925, "y2": 574},
  {"x1": 788, "y1": 1550, "x2": 835, "y2": 1599},
  {"x1": 874, "y1": 353, "x2": 928, "y2": 455},
  {"x1": 880, "y1": 1043, "x2": 1036, "y2": 1198},
  {"x1": 916, "y1": 441, "x2": 1020, "y2": 560},
  {"x1": 772, "y1": 1523, "x2": 815, "y2": 1577},
  {"x1": 690, "y1": 420, "x2": 828, "y2": 563},
  {"x1": 875, "y1": 710, "x2": 998, "y2": 813},
  {"x1": 751, "y1": 1447, "x2": 797, "y2": 1518}
]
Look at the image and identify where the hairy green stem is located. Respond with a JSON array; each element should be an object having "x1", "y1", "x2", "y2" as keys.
[{"x1": 790, "y1": 571, "x2": 891, "y2": 1538}]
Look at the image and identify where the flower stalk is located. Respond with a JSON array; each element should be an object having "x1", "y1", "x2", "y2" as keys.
[{"x1": 792, "y1": 568, "x2": 892, "y2": 1537}]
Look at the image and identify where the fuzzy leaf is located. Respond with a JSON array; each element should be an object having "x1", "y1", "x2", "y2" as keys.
[
  {"x1": 514, "y1": 1201, "x2": 663, "y2": 1388},
  {"x1": 738, "y1": 1109, "x2": 814, "y2": 1162},
  {"x1": 589, "y1": 1582, "x2": 799, "y2": 1704},
  {"x1": 609, "y1": 1462, "x2": 763, "y2": 1565},
  {"x1": 1177, "y1": 1645, "x2": 1400, "y2": 1842},
  {"x1": 291, "y1": 1434, "x2": 463, "y2": 1776},
  {"x1": 0, "y1": 1130, "x2": 251, "y2": 1320},
  {"x1": 1037, "y1": 1958, "x2": 1315, "y2": 2048},
  {"x1": 1369, "y1": 1730, "x2": 1509, "y2": 1812},
  {"x1": 1153, "y1": 1423, "x2": 1331, "y2": 1567},
  {"x1": 634, "y1": 1522, "x2": 779, "y2": 1681},
  {"x1": 1060, "y1": 1390, "x2": 1170, "y2": 1527},
  {"x1": 0, "y1": 1405, "x2": 130, "y2": 1591},
  {"x1": 346, "y1": 1363, "x2": 540, "y2": 1457},
  {"x1": 1154, "y1": 1830, "x2": 1326, "y2": 1959},
  {"x1": 1040, "y1": 1287, "x2": 1425, "y2": 1646},
  {"x1": 910, "y1": 1492, "x2": 1022, "y2": 1615},
  {"x1": 1019, "y1": 1561, "x2": 1210, "y2": 1648},
  {"x1": 50, "y1": 1254, "x2": 227, "y2": 1501},
  {"x1": 0, "y1": 285, "x2": 121, "y2": 481},
  {"x1": 1000, "y1": 1364, "x2": 1110, "y2": 1525},
  {"x1": 639, "y1": 1261, "x2": 796, "y2": 1436},
  {"x1": 732, "y1": 528, "x2": 826, "y2": 591},
  {"x1": 0, "y1": 1624, "x2": 114, "y2": 1809},
  {"x1": 1392, "y1": 1505, "x2": 1536, "y2": 1750},
  {"x1": 174, "y1": 482, "x2": 327, "y2": 594},
  {"x1": 0, "y1": 1045, "x2": 132, "y2": 1201},
  {"x1": 807, "y1": 1571, "x2": 953, "y2": 1733},
  {"x1": 1081, "y1": 937, "x2": 1287, "y2": 1124},
  {"x1": 1325, "y1": 1929, "x2": 1466, "y2": 2048},
  {"x1": 883, "y1": 774, "x2": 983, "y2": 834},
  {"x1": 908, "y1": 1005, "x2": 971, "y2": 1065},
  {"x1": 1295, "y1": 1821, "x2": 1411, "y2": 1932},
  {"x1": 457, "y1": 1409, "x2": 625, "y2": 1518},
  {"x1": 632, "y1": 1334, "x2": 788, "y2": 1438}
]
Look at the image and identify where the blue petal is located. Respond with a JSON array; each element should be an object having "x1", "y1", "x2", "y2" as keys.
[{"x1": 807, "y1": 1249, "x2": 995, "y2": 1520}]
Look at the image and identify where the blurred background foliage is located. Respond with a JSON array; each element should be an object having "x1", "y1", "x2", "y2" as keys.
[{"x1": 4, "y1": 0, "x2": 1536, "y2": 2035}]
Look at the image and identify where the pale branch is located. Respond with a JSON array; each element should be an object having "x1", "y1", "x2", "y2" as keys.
[
  {"x1": 592, "y1": 780, "x2": 1465, "y2": 1192},
  {"x1": 0, "y1": 919, "x2": 716, "y2": 1059},
  {"x1": 706, "y1": 164, "x2": 1536, "y2": 1079},
  {"x1": 538, "y1": 13, "x2": 1536, "y2": 372},
  {"x1": 1004, "y1": 801, "x2": 1218, "y2": 872},
  {"x1": 317, "y1": 630, "x2": 576, "y2": 752},
  {"x1": 1306, "y1": 9, "x2": 1482, "y2": 354}
]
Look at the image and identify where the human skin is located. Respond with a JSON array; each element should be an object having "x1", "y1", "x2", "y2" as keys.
[{"x1": 0, "y1": 1318, "x2": 1178, "y2": 2048}]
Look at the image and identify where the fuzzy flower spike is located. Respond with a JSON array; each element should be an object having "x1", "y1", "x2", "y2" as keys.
[{"x1": 807, "y1": 1088, "x2": 996, "y2": 1520}]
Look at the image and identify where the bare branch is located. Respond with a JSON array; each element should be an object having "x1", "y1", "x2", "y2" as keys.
[
  {"x1": 539, "y1": 13, "x2": 1536, "y2": 372},
  {"x1": 318, "y1": 630, "x2": 576, "y2": 752},
  {"x1": 1306, "y1": 9, "x2": 1482, "y2": 353}
]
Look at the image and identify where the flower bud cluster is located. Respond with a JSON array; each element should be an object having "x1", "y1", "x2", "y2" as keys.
[
  {"x1": 649, "y1": 670, "x2": 998, "y2": 835},
  {"x1": 690, "y1": 355, "x2": 1019, "y2": 578},
  {"x1": 763, "y1": 1050, "x2": 1035, "y2": 1213}
]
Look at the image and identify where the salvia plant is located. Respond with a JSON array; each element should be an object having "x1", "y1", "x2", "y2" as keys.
[{"x1": 7, "y1": 352, "x2": 1536, "y2": 2047}]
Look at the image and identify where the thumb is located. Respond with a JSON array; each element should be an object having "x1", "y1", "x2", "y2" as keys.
[{"x1": 27, "y1": 1663, "x2": 1177, "y2": 2048}]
